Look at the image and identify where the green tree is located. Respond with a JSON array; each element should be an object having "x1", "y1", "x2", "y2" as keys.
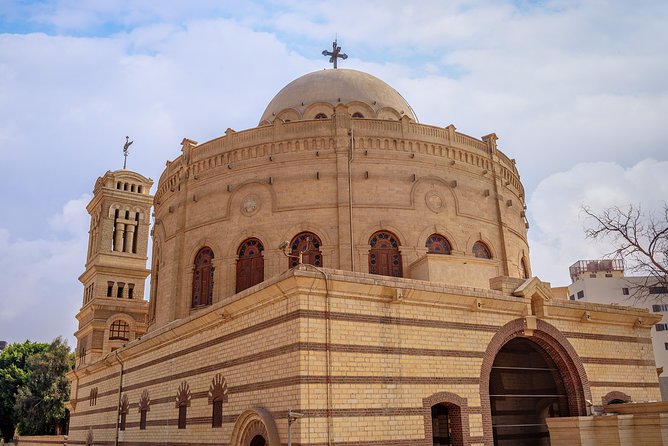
[
  {"x1": 0, "y1": 340, "x2": 48, "y2": 442},
  {"x1": 13, "y1": 337, "x2": 73, "y2": 436}
]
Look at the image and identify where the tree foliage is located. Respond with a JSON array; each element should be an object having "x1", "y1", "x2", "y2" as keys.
[
  {"x1": 0, "y1": 340, "x2": 48, "y2": 442},
  {"x1": 584, "y1": 203, "x2": 668, "y2": 296},
  {"x1": 0, "y1": 338, "x2": 72, "y2": 441}
]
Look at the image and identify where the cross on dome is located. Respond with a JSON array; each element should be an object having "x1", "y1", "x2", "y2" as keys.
[{"x1": 322, "y1": 39, "x2": 347, "y2": 69}]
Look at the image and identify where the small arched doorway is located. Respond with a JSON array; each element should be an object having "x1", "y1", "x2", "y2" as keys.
[
  {"x1": 490, "y1": 338, "x2": 568, "y2": 446},
  {"x1": 432, "y1": 404, "x2": 451, "y2": 445}
]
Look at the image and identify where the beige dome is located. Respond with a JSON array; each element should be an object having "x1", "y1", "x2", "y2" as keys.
[{"x1": 259, "y1": 68, "x2": 417, "y2": 124}]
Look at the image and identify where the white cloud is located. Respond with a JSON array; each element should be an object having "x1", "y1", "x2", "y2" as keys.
[
  {"x1": 0, "y1": 195, "x2": 89, "y2": 346},
  {"x1": 528, "y1": 159, "x2": 668, "y2": 286}
]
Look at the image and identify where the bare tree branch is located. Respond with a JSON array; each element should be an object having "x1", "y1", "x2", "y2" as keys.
[{"x1": 582, "y1": 203, "x2": 668, "y2": 300}]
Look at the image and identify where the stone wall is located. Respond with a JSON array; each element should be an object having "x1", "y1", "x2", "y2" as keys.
[
  {"x1": 151, "y1": 115, "x2": 531, "y2": 329},
  {"x1": 67, "y1": 269, "x2": 661, "y2": 446}
]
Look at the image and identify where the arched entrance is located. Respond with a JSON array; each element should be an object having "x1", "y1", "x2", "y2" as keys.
[
  {"x1": 490, "y1": 338, "x2": 566, "y2": 445},
  {"x1": 480, "y1": 318, "x2": 591, "y2": 446}
]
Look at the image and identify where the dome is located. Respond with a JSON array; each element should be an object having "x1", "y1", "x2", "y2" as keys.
[{"x1": 259, "y1": 69, "x2": 417, "y2": 124}]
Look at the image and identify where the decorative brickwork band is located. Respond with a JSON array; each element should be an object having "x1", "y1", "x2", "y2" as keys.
[
  {"x1": 230, "y1": 407, "x2": 280, "y2": 446},
  {"x1": 478, "y1": 317, "x2": 592, "y2": 446},
  {"x1": 422, "y1": 391, "x2": 470, "y2": 446}
]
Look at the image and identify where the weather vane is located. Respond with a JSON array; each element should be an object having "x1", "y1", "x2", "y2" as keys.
[
  {"x1": 123, "y1": 136, "x2": 133, "y2": 169},
  {"x1": 322, "y1": 38, "x2": 347, "y2": 69}
]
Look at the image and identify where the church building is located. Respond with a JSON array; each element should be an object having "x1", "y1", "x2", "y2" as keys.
[{"x1": 66, "y1": 54, "x2": 662, "y2": 446}]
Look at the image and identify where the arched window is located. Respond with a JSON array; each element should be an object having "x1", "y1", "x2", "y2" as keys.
[
  {"x1": 520, "y1": 257, "x2": 530, "y2": 279},
  {"x1": 209, "y1": 374, "x2": 228, "y2": 428},
  {"x1": 369, "y1": 231, "x2": 402, "y2": 277},
  {"x1": 289, "y1": 232, "x2": 323, "y2": 268},
  {"x1": 109, "y1": 320, "x2": 129, "y2": 341},
  {"x1": 89, "y1": 387, "x2": 97, "y2": 406},
  {"x1": 119, "y1": 394, "x2": 129, "y2": 431},
  {"x1": 352, "y1": 112, "x2": 364, "y2": 118},
  {"x1": 192, "y1": 247, "x2": 214, "y2": 307},
  {"x1": 426, "y1": 234, "x2": 452, "y2": 254},
  {"x1": 236, "y1": 238, "x2": 264, "y2": 293},
  {"x1": 472, "y1": 241, "x2": 492, "y2": 259},
  {"x1": 314, "y1": 113, "x2": 328, "y2": 119}
]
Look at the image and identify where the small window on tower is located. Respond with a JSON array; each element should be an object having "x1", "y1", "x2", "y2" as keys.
[
  {"x1": 107, "y1": 282, "x2": 114, "y2": 297},
  {"x1": 117, "y1": 283, "x2": 125, "y2": 298},
  {"x1": 128, "y1": 284, "x2": 134, "y2": 299},
  {"x1": 109, "y1": 320, "x2": 130, "y2": 341}
]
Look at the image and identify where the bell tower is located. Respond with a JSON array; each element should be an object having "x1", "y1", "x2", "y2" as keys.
[{"x1": 74, "y1": 169, "x2": 153, "y2": 368}]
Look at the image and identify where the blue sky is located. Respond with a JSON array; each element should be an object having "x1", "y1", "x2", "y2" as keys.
[{"x1": 1, "y1": 0, "x2": 667, "y2": 346}]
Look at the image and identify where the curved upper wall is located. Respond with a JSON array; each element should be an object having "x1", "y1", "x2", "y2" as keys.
[
  {"x1": 259, "y1": 69, "x2": 417, "y2": 124},
  {"x1": 149, "y1": 68, "x2": 529, "y2": 329}
]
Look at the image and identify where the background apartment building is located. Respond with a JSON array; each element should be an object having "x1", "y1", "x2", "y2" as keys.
[{"x1": 569, "y1": 259, "x2": 668, "y2": 399}]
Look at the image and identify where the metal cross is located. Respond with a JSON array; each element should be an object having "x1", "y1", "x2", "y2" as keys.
[
  {"x1": 322, "y1": 39, "x2": 347, "y2": 69},
  {"x1": 123, "y1": 136, "x2": 133, "y2": 169}
]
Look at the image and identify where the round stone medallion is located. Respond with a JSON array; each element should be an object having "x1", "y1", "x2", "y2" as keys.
[
  {"x1": 241, "y1": 194, "x2": 260, "y2": 216},
  {"x1": 425, "y1": 191, "x2": 445, "y2": 213}
]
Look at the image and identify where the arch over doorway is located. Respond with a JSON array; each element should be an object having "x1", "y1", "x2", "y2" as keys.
[
  {"x1": 479, "y1": 318, "x2": 591, "y2": 446},
  {"x1": 230, "y1": 407, "x2": 280, "y2": 446},
  {"x1": 423, "y1": 391, "x2": 470, "y2": 446}
]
